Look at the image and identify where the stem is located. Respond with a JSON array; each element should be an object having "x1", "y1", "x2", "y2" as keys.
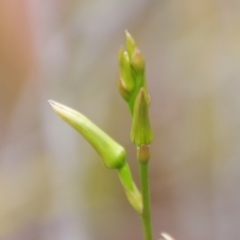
[
  {"x1": 139, "y1": 162, "x2": 153, "y2": 240},
  {"x1": 118, "y1": 163, "x2": 143, "y2": 213}
]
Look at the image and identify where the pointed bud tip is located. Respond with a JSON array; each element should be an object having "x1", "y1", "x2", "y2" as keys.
[
  {"x1": 160, "y1": 233, "x2": 175, "y2": 240},
  {"x1": 48, "y1": 100, "x2": 67, "y2": 114},
  {"x1": 139, "y1": 87, "x2": 145, "y2": 97},
  {"x1": 125, "y1": 30, "x2": 136, "y2": 57},
  {"x1": 118, "y1": 50, "x2": 135, "y2": 93},
  {"x1": 125, "y1": 30, "x2": 134, "y2": 42},
  {"x1": 130, "y1": 88, "x2": 153, "y2": 146},
  {"x1": 131, "y1": 48, "x2": 145, "y2": 72},
  {"x1": 48, "y1": 99, "x2": 59, "y2": 111},
  {"x1": 118, "y1": 48, "x2": 129, "y2": 66},
  {"x1": 123, "y1": 50, "x2": 130, "y2": 60},
  {"x1": 48, "y1": 99, "x2": 54, "y2": 106},
  {"x1": 118, "y1": 76, "x2": 131, "y2": 101},
  {"x1": 124, "y1": 29, "x2": 130, "y2": 38},
  {"x1": 139, "y1": 87, "x2": 150, "y2": 105}
]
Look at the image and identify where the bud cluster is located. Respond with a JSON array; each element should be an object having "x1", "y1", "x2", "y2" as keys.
[
  {"x1": 118, "y1": 31, "x2": 146, "y2": 113},
  {"x1": 49, "y1": 31, "x2": 154, "y2": 218},
  {"x1": 118, "y1": 31, "x2": 153, "y2": 147}
]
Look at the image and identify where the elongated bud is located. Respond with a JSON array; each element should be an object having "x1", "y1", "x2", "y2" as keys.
[
  {"x1": 118, "y1": 48, "x2": 135, "y2": 92},
  {"x1": 118, "y1": 76, "x2": 131, "y2": 101},
  {"x1": 125, "y1": 30, "x2": 137, "y2": 57},
  {"x1": 49, "y1": 100, "x2": 126, "y2": 169},
  {"x1": 130, "y1": 88, "x2": 153, "y2": 146},
  {"x1": 131, "y1": 48, "x2": 145, "y2": 73},
  {"x1": 118, "y1": 163, "x2": 143, "y2": 213}
]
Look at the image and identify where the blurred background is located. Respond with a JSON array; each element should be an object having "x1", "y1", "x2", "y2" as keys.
[{"x1": 1, "y1": 0, "x2": 240, "y2": 239}]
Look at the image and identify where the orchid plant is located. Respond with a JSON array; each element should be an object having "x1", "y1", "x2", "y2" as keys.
[{"x1": 49, "y1": 31, "x2": 174, "y2": 240}]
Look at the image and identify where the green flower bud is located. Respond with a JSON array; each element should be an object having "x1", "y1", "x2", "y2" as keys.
[
  {"x1": 118, "y1": 48, "x2": 135, "y2": 93},
  {"x1": 118, "y1": 75, "x2": 131, "y2": 101},
  {"x1": 49, "y1": 100, "x2": 126, "y2": 169},
  {"x1": 118, "y1": 31, "x2": 150, "y2": 120},
  {"x1": 125, "y1": 30, "x2": 137, "y2": 57},
  {"x1": 131, "y1": 48, "x2": 145, "y2": 74},
  {"x1": 130, "y1": 88, "x2": 153, "y2": 146}
]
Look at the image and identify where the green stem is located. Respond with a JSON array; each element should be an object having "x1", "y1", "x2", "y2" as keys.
[{"x1": 139, "y1": 162, "x2": 153, "y2": 240}]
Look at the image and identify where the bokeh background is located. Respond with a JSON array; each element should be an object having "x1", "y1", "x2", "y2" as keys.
[{"x1": 1, "y1": 0, "x2": 240, "y2": 239}]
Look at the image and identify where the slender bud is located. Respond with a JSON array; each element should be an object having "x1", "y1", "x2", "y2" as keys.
[
  {"x1": 131, "y1": 48, "x2": 145, "y2": 73},
  {"x1": 125, "y1": 30, "x2": 136, "y2": 57},
  {"x1": 49, "y1": 100, "x2": 126, "y2": 169},
  {"x1": 130, "y1": 88, "x2": 153, "y2": 146},
  {"x1": 118, "y1": 76, "x2": 131, "y2": 101},
  {"x1": 118, "y1": 48, "x2": 135, "y2": 93},
  {"x1": 137, "y1": 145, "x2": 150, "y2": 164}
]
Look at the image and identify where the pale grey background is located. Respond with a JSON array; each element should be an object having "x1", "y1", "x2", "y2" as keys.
[{"x1": 0, "y1": 0, "x2": 240, "y2": 239}]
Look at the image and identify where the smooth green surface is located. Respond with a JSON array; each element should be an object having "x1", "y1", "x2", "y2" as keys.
[
  {"x1": 118, "y1": 48, "x2": 135, "y2": 93},
  {"x1": 130, "y1": 88, "x2": 153, "y2": 146},
  {"x1": 119, "y1": 31, "x2": 154, "y2": 240},
  {"x1": 125, "y1": 30, "x2": 136, "y2": 57},
  {"x1": 49, "y1": 100, "x2": 126, "y2": 169},
  {"x1": 118, "y1": 31, "x2": 148, "y2": 116},
  {"x1": 140, "y1": 163, "x2": 153, "y2": 240},
  {"x1": 118, "y1": 163, "x2": 143, "y2": 213},
  {"x1": 50, "y1": 31, "x2": 155, "y2": 240}
]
